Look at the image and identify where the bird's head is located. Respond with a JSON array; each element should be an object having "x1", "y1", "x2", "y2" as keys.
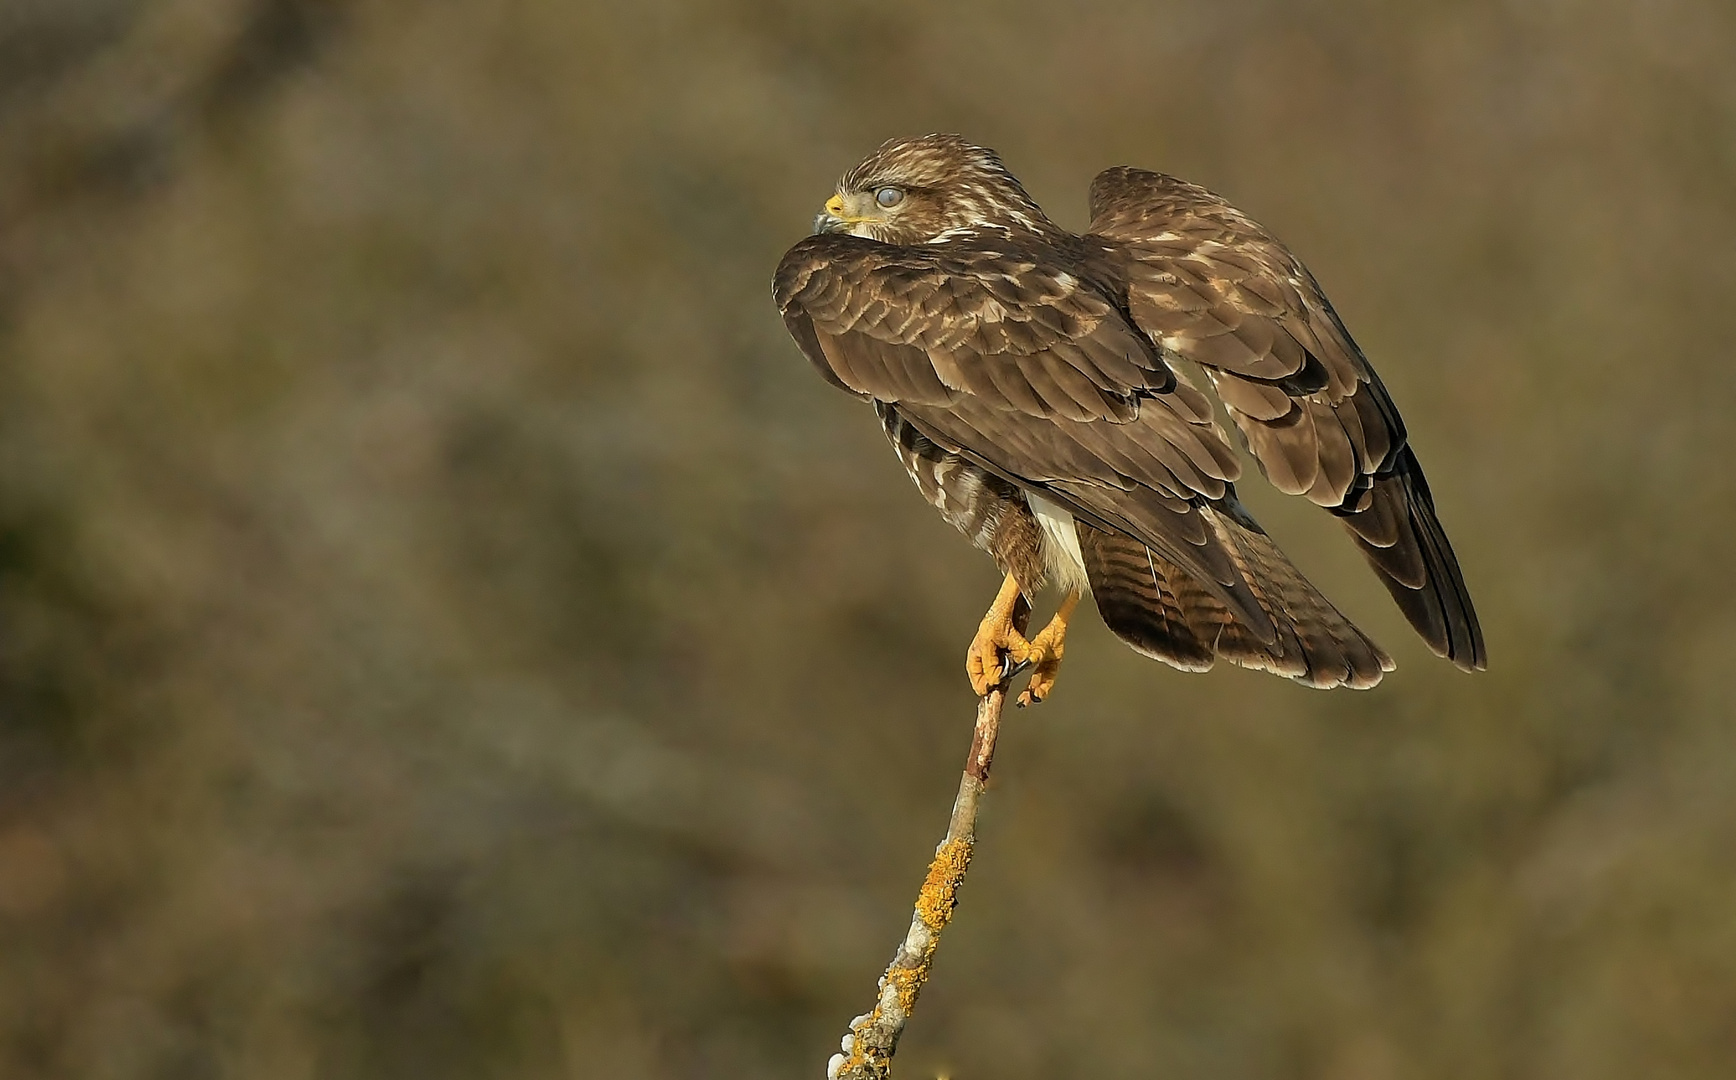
[{"x1": 815, "y1": 133, "x2": 1052, "y2": 244}]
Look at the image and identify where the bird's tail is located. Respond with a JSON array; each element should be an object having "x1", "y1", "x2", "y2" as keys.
[{"x1": 1079, "y1": 510, "x2": 1394, "y2": 690}]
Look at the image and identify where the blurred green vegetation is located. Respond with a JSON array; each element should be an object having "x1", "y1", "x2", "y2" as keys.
[{"x1": 1, "y1": 1, "x2": 1734, "y2": 1077}]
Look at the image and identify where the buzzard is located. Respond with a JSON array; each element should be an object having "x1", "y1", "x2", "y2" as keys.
[{"x1": 774, "y1": 134, "x2": 1484, "y2": 705}]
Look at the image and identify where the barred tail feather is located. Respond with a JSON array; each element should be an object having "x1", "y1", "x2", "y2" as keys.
[
  {"x1": 1079, "y1": 515, "x2": 1393, "y2": 690},
  {"x1": 1078, "y1": 524, "x2": 1216, "y2": 673}
]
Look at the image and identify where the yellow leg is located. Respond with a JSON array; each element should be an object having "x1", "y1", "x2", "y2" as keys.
[
  {"x1": 1016, "y1": 590, "x2": 1080, "y2": 707},
  {"x1": 966, "y1": 572, "x2": 1032, "y2": 697}
]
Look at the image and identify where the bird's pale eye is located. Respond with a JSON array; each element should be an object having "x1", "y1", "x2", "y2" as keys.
[{"x1": 875, "y1": 186, "x2": 905, "y2": 208}]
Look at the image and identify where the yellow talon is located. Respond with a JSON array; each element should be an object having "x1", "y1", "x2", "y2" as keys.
[
  {"x1": 963, "y1": 575, "x2": 1080, "y2": 704},
  {"x1": 965, "y1": 573, "x2": 1032, "y2": 697},
  {"x1": 1016, "y1": 590, "x2": 1080, "y2": 707}
]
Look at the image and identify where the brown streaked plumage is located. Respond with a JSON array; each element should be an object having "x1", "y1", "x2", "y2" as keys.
[{"x1": 773, "y1": 134, "x2": 1485, "y2": 700}]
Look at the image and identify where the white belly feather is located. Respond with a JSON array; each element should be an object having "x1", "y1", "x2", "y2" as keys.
[{"x1": 1026, "y1": 492, "x2": 1092, "y2": 596}]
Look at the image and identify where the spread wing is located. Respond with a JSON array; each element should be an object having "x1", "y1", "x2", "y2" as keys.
[
  {"x1": 773, "y1": 231, "x2": 1278, "y2": 641},
  {"x1": 1087, "y1": 166, "x2": 1485, "y2": 670}
]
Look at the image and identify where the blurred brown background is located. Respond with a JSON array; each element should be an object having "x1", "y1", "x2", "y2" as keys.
[{"x1": 1, "y1": 1, "x2": 1733, "y2": 1077}]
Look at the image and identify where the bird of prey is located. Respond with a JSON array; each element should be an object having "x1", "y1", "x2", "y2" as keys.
[{"x1": 773, "y1": 134, "x2": 1484, "y2": 706}]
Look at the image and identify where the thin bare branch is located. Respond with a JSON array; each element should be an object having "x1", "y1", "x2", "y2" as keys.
[{"x1": 827, "y1": 684, "x2": 1010, "y2": 1079}]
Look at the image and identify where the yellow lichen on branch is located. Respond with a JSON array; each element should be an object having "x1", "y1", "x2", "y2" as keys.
[{"x1": 915, "y1": 835, "x2": 972, "y2": 934}]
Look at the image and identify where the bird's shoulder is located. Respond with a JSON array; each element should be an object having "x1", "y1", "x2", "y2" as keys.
[
  {"x1": 774, "y1": 228, "x2": 1119, "y2": 347},
  {"x1": 1086, "y1": 166, "x2": 1262, "y2": 243}
]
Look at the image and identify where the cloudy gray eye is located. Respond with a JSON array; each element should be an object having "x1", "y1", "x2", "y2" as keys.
[{"x1": 875, "y1": 186, "x2": 904, "y2": 208}]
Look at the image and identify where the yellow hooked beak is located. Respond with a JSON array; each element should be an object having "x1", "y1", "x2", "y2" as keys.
[
  {"x1": 825, "y1": 194, "x2": 866, "y2": 220},
  {"x1": 816, "y1": 192, "x2": 877, "y2": 234}
]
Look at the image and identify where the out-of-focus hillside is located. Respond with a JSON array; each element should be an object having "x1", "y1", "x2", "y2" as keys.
[{"x1": 1, "y1": 2, "x2": 1734, "y2": 1077}]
